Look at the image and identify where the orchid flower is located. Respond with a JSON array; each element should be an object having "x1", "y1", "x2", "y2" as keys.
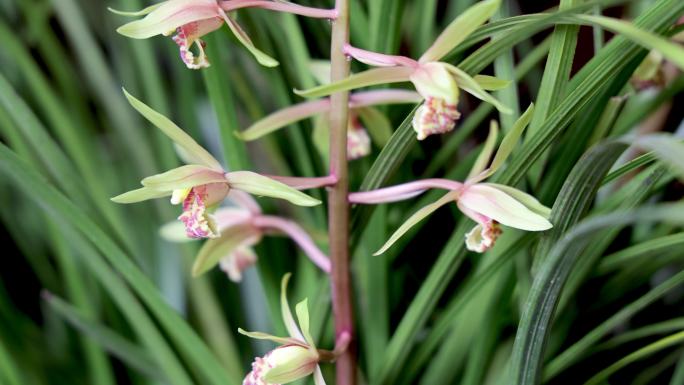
[
  {"x1": 236, "y1": 89, "x2": 422, "y2": 160},
  {"x1": 239, "y1": 274, "x2": 335, "y2": 385},
  {"x1": 350, "y1": 104, "x2": 553, "y2": 254},
  {"x1": 110, "y1": 1, "x2": 335, "y2": 69},
  {"x1": 112, "y1": 89, "x2": 320, "y2": 240},
  {"x1": 161, "y1": 190, "x2": 330, "y2": 278},
  {"x1": 293, "y1": 0, "x2": 511, "y2": 140}
]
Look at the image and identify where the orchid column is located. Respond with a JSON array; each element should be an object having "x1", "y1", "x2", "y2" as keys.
[{"x1": 327, "y1": 0, "x2": 356, "y2": 384}]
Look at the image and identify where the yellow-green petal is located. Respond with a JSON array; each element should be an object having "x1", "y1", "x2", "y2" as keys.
[
  {"x1": 111, "y1": 186, "x2": 171, "y2": 204},
  {"x1": 141, "y1": 165, "x2": 227, "y2": 191},
  {"x1": 225, "y1": 171, "x2": 321, "y2": 207}
]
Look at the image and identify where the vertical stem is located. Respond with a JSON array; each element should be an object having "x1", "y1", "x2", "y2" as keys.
[{"x1": 329, "y1": 0, "x2": 356, "y2": 384}]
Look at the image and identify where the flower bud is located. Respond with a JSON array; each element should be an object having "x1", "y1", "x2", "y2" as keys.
[
  {"x1": 243, "y1": 345, "x2": 319, "y2": 385},
  {"x1": 347, "y1": 118, "x2": 371, "y2": 160}
]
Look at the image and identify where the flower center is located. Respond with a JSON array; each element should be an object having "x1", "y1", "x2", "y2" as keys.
[
  {"x1": 178, "y1": 186, "x2": 219, "y2": 239},
  {"x1": 412, "y1": 97, "x2": 461, "y2": 140}
]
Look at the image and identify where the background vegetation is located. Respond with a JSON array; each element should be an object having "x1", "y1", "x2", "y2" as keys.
[{"x1": 0, "y1": 0, "x2": 683, "y2": 384}]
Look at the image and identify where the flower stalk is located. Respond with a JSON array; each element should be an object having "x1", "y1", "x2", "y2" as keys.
[{"x1": 328, "y1": 0, "x2": 356, "y2": 383}]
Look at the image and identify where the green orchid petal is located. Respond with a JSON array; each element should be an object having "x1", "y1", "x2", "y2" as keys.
[
  {"x1": 294, "y1": 66, "x2": 414, "y2": 99},
  {"x1": 443, "y1": 64, "x2": 512, "y2": 114},
  {"x1": 468, "y1": 120, "x2": 499, "y2": 180},
  {"x1": 224, "y1": 171, "x2": 321, "y2": 207},
  {"x1": 111, "y1": 186, "x2": 171, "y2": 204},
  {"x1": 123, "y1": 89, "x2": 223, "y2": 170},
  {"x1": 191, "y1": 225, "x2": 261, "y2": 277},
  {"x1": 471, "y1": 103, "x2": 534, "y2": 182},
  {"x1": 281, "y1": 273, "x2": 306, "y2": 341},
  {"x1": 295, "y1": 299, "x2": 317, "y2": 350},
  {"x1": 356, "y1": 107, "x2": 393, "y2": 147},
  {"x1": 419, "y1": 0, "x2": 500, "y2": 62},
  {"x1": 375, "y1": 190, "x2": 460, "y2": 255},
  {"x1": 116, "y1": 0, "x2": 219, "y2": 39},
  {"x1": 218, "y1": 8, "x2": 279, "y2": 67},
  {"x1": 459, "y1": 184, "x2": 552, "y2": 231},
  {"x1": 409, "y1": 62, "x2": 459, "y2": 104},
  {"x1": 237, "y1": 328, "x2": 298, "y2": 346},
  {"x1": 141, "y1": 165, "x2": 227, "y2": 191},
  {"x1": 473, "y1": 75, "x2": 512, "y2": 91},
  {"x1": 108, "y1": 4, "x2": 163, "y2": 17},
  {"x1": 481, "y1": 183, "x2": 552, "y2": 218},
  {"x1": 237, "y1": 99, "x2": 331, "y2": 141}
]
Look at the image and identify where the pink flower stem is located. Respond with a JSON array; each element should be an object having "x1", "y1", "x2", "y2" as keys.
[
  {"x1": 252, "y1": 215, "x2": 331, "y2": 273},
  {"x1": 343, "y1": 44, "x2": 419, "y2": 68},
  {"x1": 329, "y1": 0, "x2": 356, "y2": 384},
  {"x1": 219, "y1": 0, "x2": 337, "y2": 19},
  {"x1": 348, "y1": 179, "x2": 463, "y2": 204},
  {"x1": 263, "y1": 175, "x2": 339, "y2": 189}
]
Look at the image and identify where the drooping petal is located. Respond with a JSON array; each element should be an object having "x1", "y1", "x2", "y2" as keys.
[
  {"x1": 116, "y1": 0, "x2": 220, "y2": 39},
  {"x1": 225, "y1": 171, "x2": 321, "y2": 207},
  {"x1": 123, "y1": 89, "x2": 223, "y2": 170},
  {"x1": 111, "y1": 186, "x2": 171, "y2": 204},
  {"x1": 191, "y1": 224, "x2": 262, "y2": 276},
  {"x1": 238, "y1": 329, "x2": 300, "y2": 346},
  {"x1": 464, "y1": 222, "x2": 502, "y2": 253},
  {"x1": 108, "y1": 4, "x2": 164, "y2": 17},
  {"x1": 217, "y1": 8, "x2": 279, "y2": 67},
  {"x1": 458, "y1": 184, "x2": 552, "y2": 231},
  {"x1": 412, "y1": 98, "x2": 461, "y2": 140},
  {"x1": 443, "y1": 64, "x2": 511, "y2": 114},
  {"x1": 219, "y1": 246, "x2": 258, "y2": 282},
  {"x1": 295, "y1": 67, "x2": 415, "y2": 98},
  {"x1": 141, "y1": 165, "x2": 227, "y2": 191},
  {"x1": 237, "y1": 99, "x2": 331, "y2": 141},
  {"x1": 375, "y1": 190, "x2": 460, "y2": 255},
  {"x1": 409, "y1": 62, "x2": 459, "y2": 103},
  {"x1": 419, "y1": 0, "x2": 500, "y2": 62},
  {"x1": 295, "y1": 299, "x2": 317, "y2": 350},
  {"x1": 172, "y1": 17, "x2": 224, "y2": 69}
]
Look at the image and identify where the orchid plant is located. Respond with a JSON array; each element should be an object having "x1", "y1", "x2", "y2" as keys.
[{"x1": 106, "y1": 0, "x2": 598, "y2": 384}]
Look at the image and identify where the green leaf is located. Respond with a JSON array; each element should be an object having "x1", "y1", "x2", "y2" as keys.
[
  {"x1": 473, "y1": 74, "x2": 512, "y2": 91},
  {"x1": 467, "y1": 120, "x2": 499, "y2": 180},
  {"x1": 123, "y1": 89, "x2": 223, "y2": 170},
  {"x1": 225, "y1": 171, "x2": 322, "y2": 207},
  {"x1": 294, "y1": 67, "x2": 414, "y2": 98},
  {"x1": 419, "y1": 0, "x2": 501, "y2": 62}
]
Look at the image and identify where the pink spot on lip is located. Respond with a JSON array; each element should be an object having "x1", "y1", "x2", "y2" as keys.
[{"x1": 178, "y1": 186, "x2": 219, "y2": 239}]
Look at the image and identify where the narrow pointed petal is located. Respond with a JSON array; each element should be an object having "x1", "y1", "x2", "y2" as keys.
[
  {"x1": 470, "y1": 103, "x2": 534, "y2": 182},
  {"x1": 481, "y1": 183, "x2": 551, "y2": 218},
  {"x1": 237, "y1": 328, "x2": 299, "y2": 346},
  {"x1": 108, "y1": 4, "x2": 163, "y2": 17},
  {"x1": 191, "y1": 224, "x2": 261, "y2": 276},
  {"x1": 141, "y1": 165, "x2": 227, "y2": 191},
  {"x1": 375, "y1": 190, "x2": 460, "y2": 255},
  {"x1": 116, "y1": 0, "x2": 219, "y2": 39},
  {"x1": 217, "y1": 8, "x2": 279, "y2": 67},
  {"x1": 238, "y1": 99, "x2": 331, "y2": 141},
  {"x1": 295, "y1": 299, "x2": 317, "y2": 349},
  {"x1": 443, "y1": 64, "x2": 511, "y2": 114},
  {"x1": 473, "y1": 75, "x2": 512, "y2": 91},
  {"x1": 225, "y1": 171, "x2": 321, "y2": 207},
  {"x1": 419, "y1": 0, "x2": 500, "y2": 62},
  {"x1": 111, "y1": 186, "x2": 170, "y2": 203},
  {"x1": 468, "y1": 120, "x2": 499, "y2": 180},
  {"x1": 123, "y1": 89, "x2": 223, "y2": 170},
  {"x1": 459, "y1": 184, "x2": 552, "y2": 231},
  {"x1": 281, "y1": 273, "x2": 306, "y2": 341},
  {"x1": 295, "y1": 67, "x2": 414, "y2": 98},
  {"x1": 348, "y1": 89, "x2": 423, "y2": 108}
]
